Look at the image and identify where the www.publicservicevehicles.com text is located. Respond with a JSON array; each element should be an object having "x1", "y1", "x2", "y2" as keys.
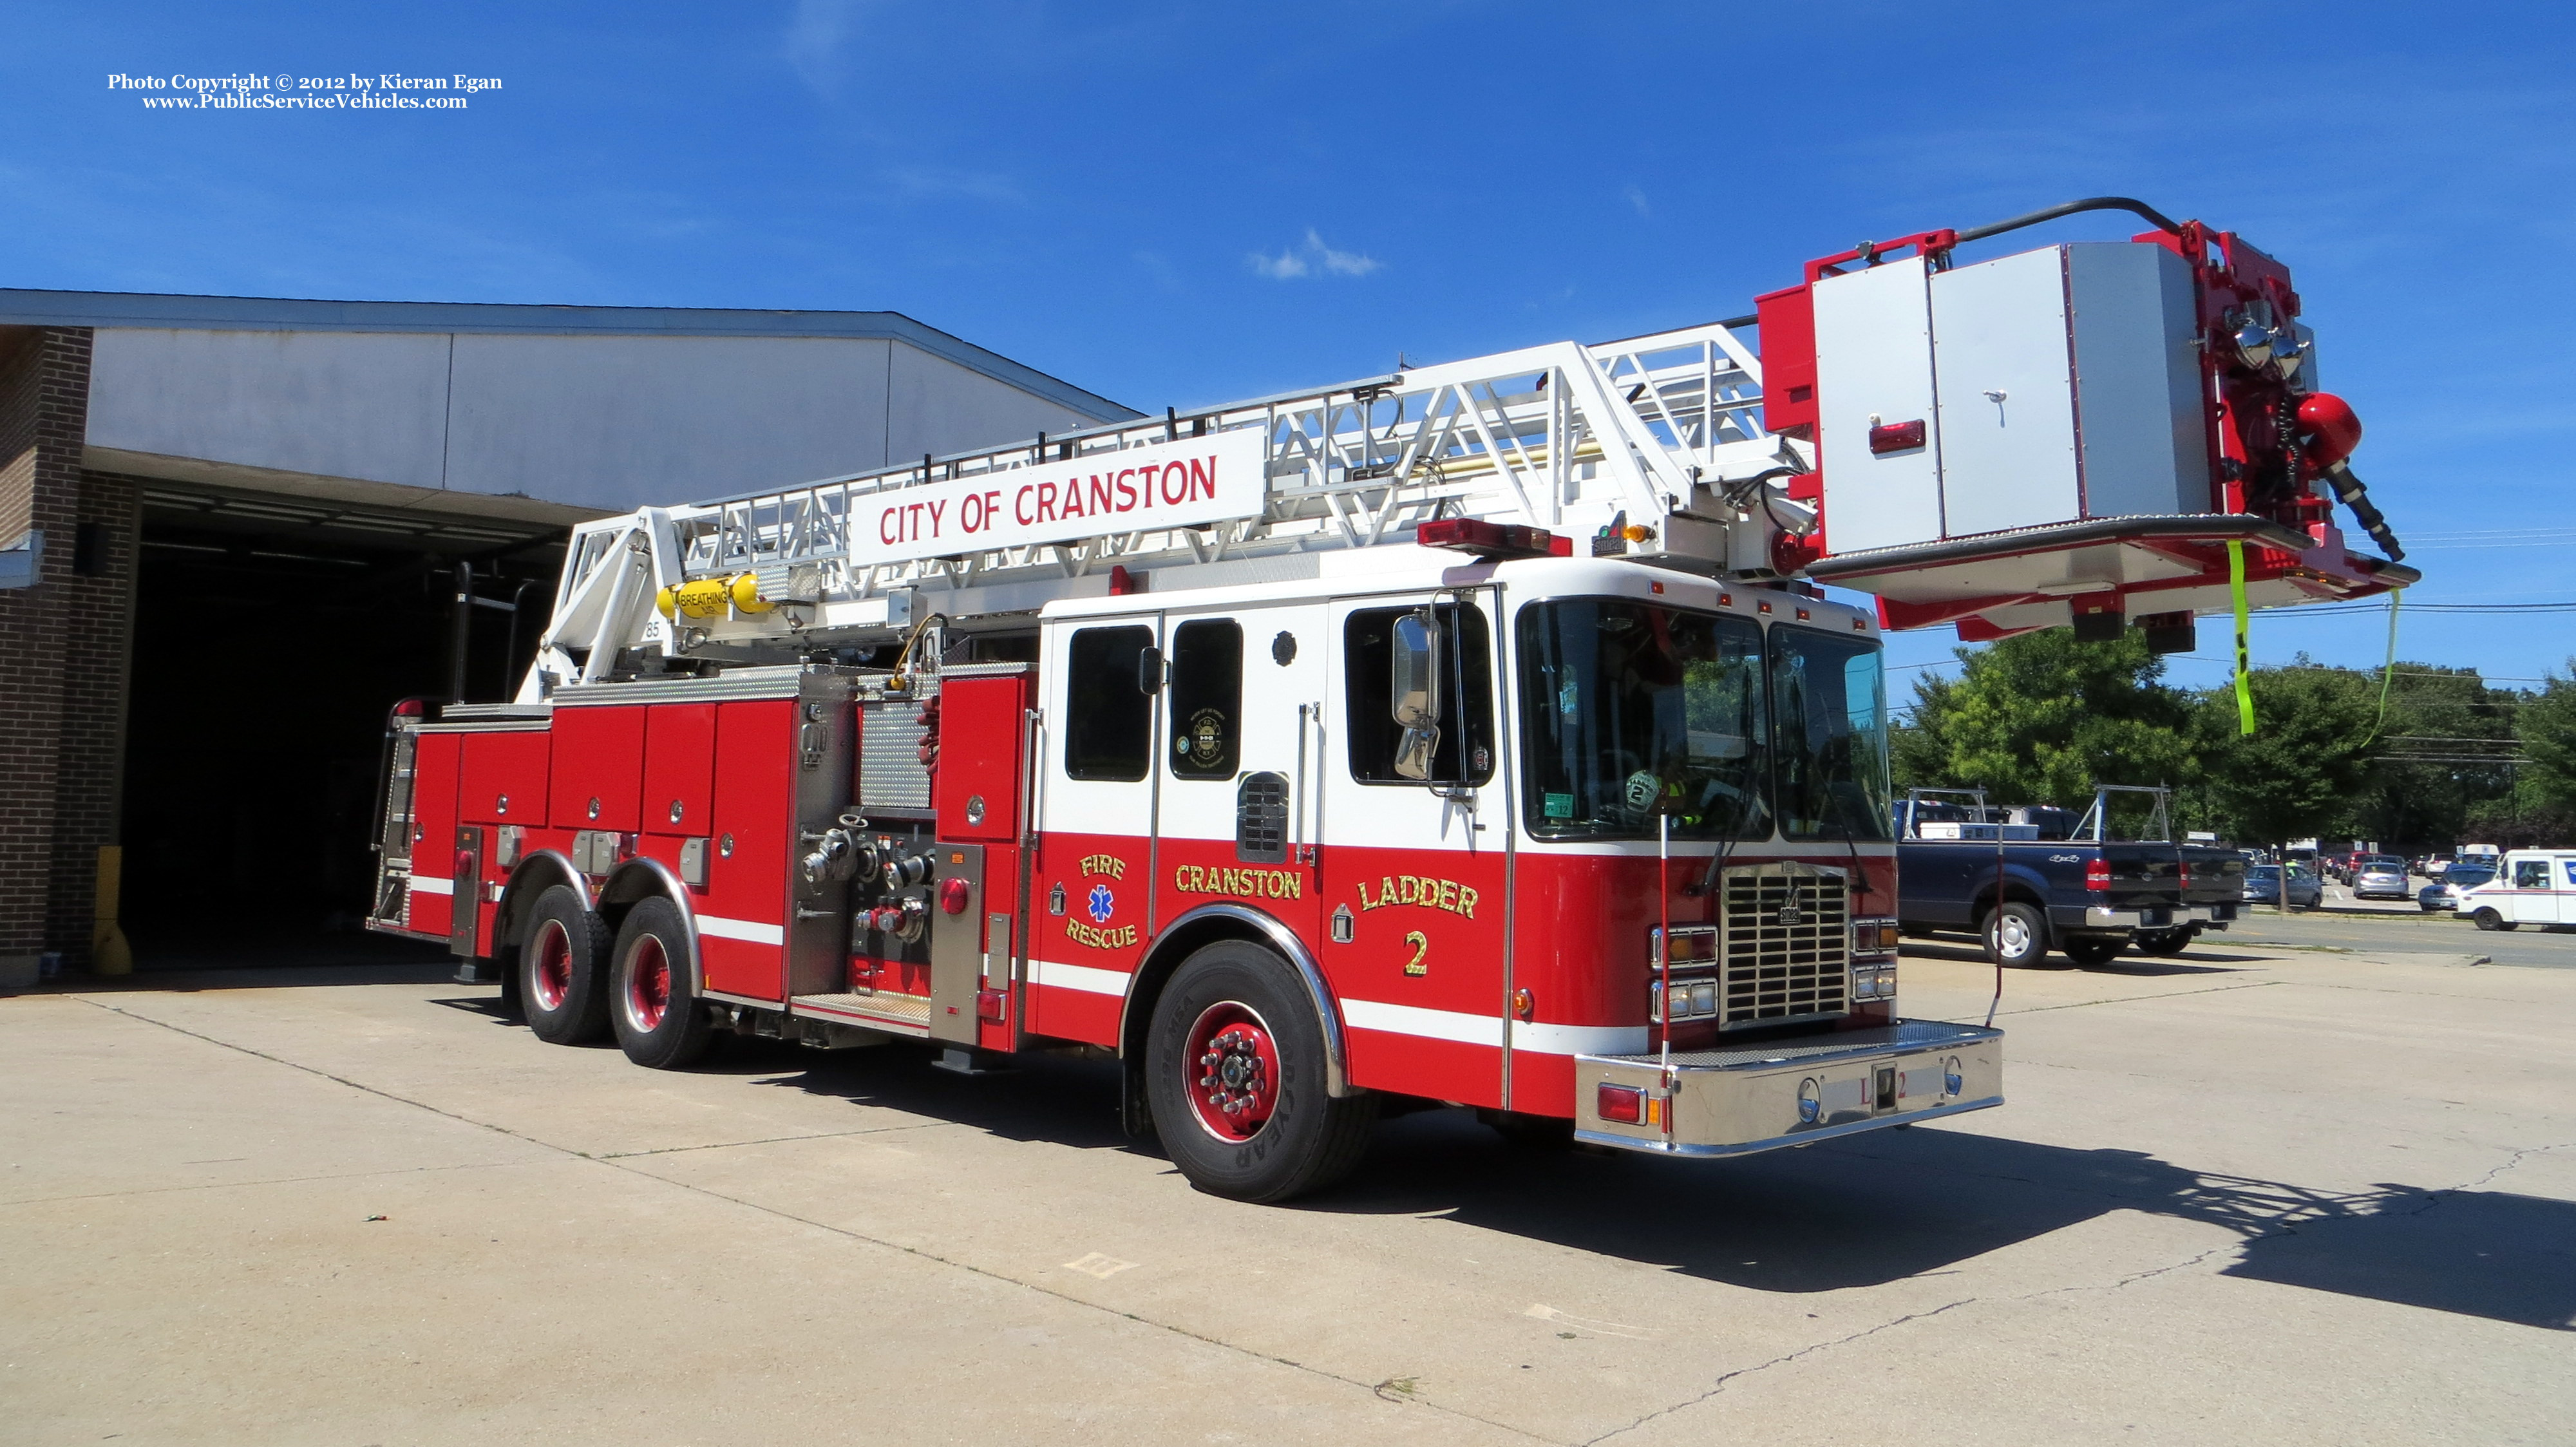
[{"x1": 108, "y1": 73, "x2": 500, "y2": 111}]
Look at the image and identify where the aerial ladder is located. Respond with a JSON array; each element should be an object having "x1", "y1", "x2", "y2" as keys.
[{"x1": 524, "y1": 196, "x2": 2412, "y2": 694}]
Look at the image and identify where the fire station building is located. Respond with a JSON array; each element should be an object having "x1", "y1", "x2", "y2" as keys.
[{"x1": 0, "y1": 294, "x2": 1135, "y2": 984}]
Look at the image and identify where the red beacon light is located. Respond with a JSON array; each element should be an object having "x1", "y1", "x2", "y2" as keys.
[{"x1": 1416, "y1": 518, "x2": 1570, "y2": 560}]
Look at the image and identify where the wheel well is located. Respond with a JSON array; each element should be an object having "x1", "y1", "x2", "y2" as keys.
[
  {"x1": 596, "y1": 859, "x2": 699, "y2": 994},
  {"x1": 1969, "y1": 887, "x2": 2049, "y2": 923},
  {"x1": 495, "y1": 853, "x2": 587, "y2": 968},
  {"x1": 1116, "y1": 905, "x2": 1353, "y2": 1136}
]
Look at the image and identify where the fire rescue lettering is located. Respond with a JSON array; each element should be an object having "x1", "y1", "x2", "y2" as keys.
[
  {"x1": 1356, "y1": 875, "x2": 1479, "y2": 918},
  {"x1": 1064, "y1": 916, "x2": 1139, "y2": 950},
  {"x1": 1079, "y1": 853, "x2": 1127, "y2": 879},
  {"x1": 1171, "y1": 864, "x2": 1302, "y2": 900}
]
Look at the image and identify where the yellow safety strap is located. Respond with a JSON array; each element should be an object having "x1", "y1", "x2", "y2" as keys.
[{"x1": 2228, "y1": 540, "x2": 2255, "y2": 735}]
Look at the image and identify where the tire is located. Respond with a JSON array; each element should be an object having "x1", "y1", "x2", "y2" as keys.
[
  {"x1": 1980, "y1": 901, "x2": 2052, "y2": 969},
  {"x1": 610, "y1": 896, "x2": 715, "y2": 1070},
  {"x1": 2134, "y1": 927, "x2": 2192, "y2": 958},
  {"x1": 1146, "y1": 940, "x2": 1378, "y2": 1202},
  {"x1": 519, "y1": 884, "x2": 611, "y2": 1045},
  {"x1": 2472, "y1": 908, "x2": 2508, "y2": 932},
  {"x1": 2063, "y1": 935, "x2": 2126, "y2": 968}
]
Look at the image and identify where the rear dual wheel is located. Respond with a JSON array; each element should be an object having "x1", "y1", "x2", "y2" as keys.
[
  {"x1": 610, "y1": 897, "x2": 715, "y2": 1070},
  {"x1": 520, "y1": 885, "x2": 611, "y2": 1045},
  {"x1": 1147, "y1": 941, "x2": 1376, "y2": 1202}
]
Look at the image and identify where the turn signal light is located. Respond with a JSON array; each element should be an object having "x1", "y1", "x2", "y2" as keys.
[{"x1": 1596, "y1": 1083, "x2": 1645, "y2": 1124}]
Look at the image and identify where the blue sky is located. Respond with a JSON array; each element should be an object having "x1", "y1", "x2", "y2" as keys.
[{"x1": 7, "y1": 1, "x2": 2572, "y2": 690}]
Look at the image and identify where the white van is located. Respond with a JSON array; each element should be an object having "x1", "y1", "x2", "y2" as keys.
[{"x1": 2458, "y1": 849, "x2": 2576, "y2": 931}]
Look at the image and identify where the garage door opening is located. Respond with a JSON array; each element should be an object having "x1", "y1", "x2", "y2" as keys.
[{"x1": 119, "y1": 482, "x2": 574, "y2": 965}]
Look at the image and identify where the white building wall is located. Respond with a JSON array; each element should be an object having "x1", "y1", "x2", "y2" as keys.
[{"x1": 84, "y1": 328, "x2": 1115, "y2": 513}]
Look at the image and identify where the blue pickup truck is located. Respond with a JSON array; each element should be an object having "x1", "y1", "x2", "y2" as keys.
[{"x1": 1896, "y1": 786, "x2": 2245, "y2": 967}]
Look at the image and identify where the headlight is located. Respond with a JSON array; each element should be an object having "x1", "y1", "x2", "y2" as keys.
[{"x1": 1649, "y1": 976, "x2": 1721, "y2": 1023}]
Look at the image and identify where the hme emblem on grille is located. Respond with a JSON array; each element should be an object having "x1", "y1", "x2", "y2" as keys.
[{"x1": 1776, "y1": 901, "x2": 1806, "y2": 927}]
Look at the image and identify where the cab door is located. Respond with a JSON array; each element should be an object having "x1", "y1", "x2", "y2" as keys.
[
  {"x1": 1027, "y1": 614, "x2": 1163, "y2": 1045},
  {"x1": 2509, "y1": 855, "x2": 2562, "y2": 925},
  {"x1": 1152, "y1": 603, "x2": 1331, "y2": 943},
  {"x1": 1314, "y1": 593, "x2": 1510, "y2": 1109}
]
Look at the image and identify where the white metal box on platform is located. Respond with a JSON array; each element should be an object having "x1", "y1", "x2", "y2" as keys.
[{"x1": 1813, "y1": 243, "x2": 2211, "y2": 555}]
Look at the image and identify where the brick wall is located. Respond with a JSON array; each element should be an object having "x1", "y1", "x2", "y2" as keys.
[{"x1": 0, "y1": 328, "x2": 110, "y2": 969}]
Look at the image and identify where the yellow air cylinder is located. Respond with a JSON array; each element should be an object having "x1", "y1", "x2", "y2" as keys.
[
  {"x1": 728, "y1": 573, "x2": 775, "y2": 614},
  {"x1": 654, "y1": 585, "x2": 677, "y2": 619},
  {"x1": 672, "y1": 577, "x2": 732, "y2": 619}
]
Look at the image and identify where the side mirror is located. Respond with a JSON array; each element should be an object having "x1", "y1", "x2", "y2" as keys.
[
  {"x1": 1389, "y1": 610, "x2": 1441, "y2": 782},
  {"x1": 1390, "y1": 610, "x2": 1440, "y2": 728}
]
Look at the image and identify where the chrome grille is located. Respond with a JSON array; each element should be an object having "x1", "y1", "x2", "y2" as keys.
[{"x1": 1716, "y1": 862, "x2": 1850, "y2": 1029}]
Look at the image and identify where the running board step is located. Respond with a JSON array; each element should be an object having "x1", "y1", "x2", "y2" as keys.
[{"x1": 791, "y1": 992, "x2": 933, "y2": 1037}]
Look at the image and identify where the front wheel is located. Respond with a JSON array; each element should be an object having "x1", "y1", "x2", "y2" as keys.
[
  {"x1": 610, "y1": 897, "x2": 715, "y2": 1070},
  {"x1": 1981, "y1": 901, "x2": 2052, "y2": 969},
  {"x1": 1146, "y1": 941, "x2": 1377, "y2": 1202}
]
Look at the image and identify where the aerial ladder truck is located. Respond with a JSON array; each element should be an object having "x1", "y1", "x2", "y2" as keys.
[{"x1": 368, "y1": 199, "x2": 2412, "y2": 1200}]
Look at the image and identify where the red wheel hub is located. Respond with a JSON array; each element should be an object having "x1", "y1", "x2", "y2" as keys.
[
  {"x1": 531, "y1": 920, "x2": 574, "y2": 1011},
  {"x1": 626, "y1": 934, "x2": 669, "y2": 1032},
  {"x1": 1184, "y1": 1002, "x2": 1280, "y2": 1142}
]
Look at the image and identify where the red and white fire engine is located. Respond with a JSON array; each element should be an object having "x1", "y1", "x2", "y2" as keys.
[{"x1": 370, "y1": 199, "x2": 2411, "y2": 1200}]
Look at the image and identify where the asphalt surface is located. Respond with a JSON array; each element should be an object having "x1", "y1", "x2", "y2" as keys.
[
  {"x1": 2230, "y1": 878, "x2": 2576, "y2": 971},
  {"x1": 5, "y1": 938, "x2": 2572, "y2": 1446}
]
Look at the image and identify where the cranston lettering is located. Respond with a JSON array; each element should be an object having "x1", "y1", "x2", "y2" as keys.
[
  {"x1": 1356, "y1": 875, "x2": 1479, "y2": 919},
  {"x1": 871, "y1": 453, "x2": 1227, "y2": 549},
  {"x1": 1171, "y1": 864, "x2": 1302, "y2": 901}
]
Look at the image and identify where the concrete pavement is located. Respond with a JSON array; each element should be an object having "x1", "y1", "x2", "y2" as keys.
[{"x1": 4, "y1": 935, "x2": 2572, "y2": 1445}]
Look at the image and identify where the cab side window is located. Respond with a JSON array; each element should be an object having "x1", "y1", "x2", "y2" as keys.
[
  {"x1": 1343, "y1": 604, "x2": 1494, "y2": 785},
  {"x1": 2515, "y1": 859, "x2": 2550, "y2": 889},
  {"x1": 1168, "y1": 619, "x2": 1242, "y2": 779},
  {"x1": 1065, "y1": 625, "x2": 1153, "y2": 781}
]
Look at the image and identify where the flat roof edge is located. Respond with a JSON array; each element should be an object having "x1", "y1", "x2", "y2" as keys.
[{"x1": 0, "y1": 288, "x2": 1141, "y2": 423}]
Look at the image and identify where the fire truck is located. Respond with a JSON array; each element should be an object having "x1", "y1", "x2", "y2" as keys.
[{"x1": 368, "y1": 199, "x2": 2412, "y2": 1201}]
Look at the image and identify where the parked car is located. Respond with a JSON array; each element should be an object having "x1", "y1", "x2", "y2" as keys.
[
  {"x1": 2243, "y1": 864, "x2": 2323, "y2": 909},
  {"x1": 2353, "y1": 858, "x2": 2413, "y2": 900},
  {"x1": 2420, "y1": 861, "x2": 2496, "y2": 911}
]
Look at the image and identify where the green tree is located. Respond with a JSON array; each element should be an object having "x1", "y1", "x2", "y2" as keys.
[
  {"x1": 2192, "y1": 665, "x2": 2379, "y2": 847},
  {"x1": 1892, "y1": 629, "x2": 2193, "y2": 808},
  {"x1": 2347, "y1": 664, "x2": 2518, "y2": 851},
  {"x1": 2521, "y1": 663, "x2": 2576, "y2": 816}
]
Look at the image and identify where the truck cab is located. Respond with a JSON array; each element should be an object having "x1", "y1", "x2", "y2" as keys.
[
  {"x1": 1895, "y1": 784, "x2": 2240, "y2": 966},
  {"x1": 2459, "y1": 851, "x2": 2576, "y2": 931}
]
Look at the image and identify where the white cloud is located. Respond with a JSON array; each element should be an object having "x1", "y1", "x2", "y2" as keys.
[
  {"x1": 1247, "y1": 228, "x2": 1381, "y2": 280},
  {"x1": 1623, "y1": 184, "x2": 1651, "y2": 218},
  {"x1": 786, "y1": 0, "x2": 864, "y2": 97}
]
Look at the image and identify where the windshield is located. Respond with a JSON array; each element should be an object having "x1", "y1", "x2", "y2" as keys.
[
  {"x1": 2448, "y1": 867, "x2": 2494, "y2": 887},
  {"x1": 1768, "y1": 624, "x2": 1892, "y2": 841},
  {"x1": 1515, "y1": 600, "x2": 1771, "y2": 839}
]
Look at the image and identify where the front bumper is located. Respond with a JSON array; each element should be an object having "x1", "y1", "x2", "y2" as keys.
[{"x1": 1573, "y1": 1019, "x2": 2003, "y2": 1157}]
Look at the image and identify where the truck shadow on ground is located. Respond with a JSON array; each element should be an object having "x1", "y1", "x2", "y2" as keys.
[
  {"x1": 1901, "y1": 938, "x2": 2261, "y2": 972},
  {"x1": 697, "y1": 1034, "x2": 2574, "y2": 1333},
  {"x1": 1330, "y1": 1108, "x2": 2576, "y2": 1331}
]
